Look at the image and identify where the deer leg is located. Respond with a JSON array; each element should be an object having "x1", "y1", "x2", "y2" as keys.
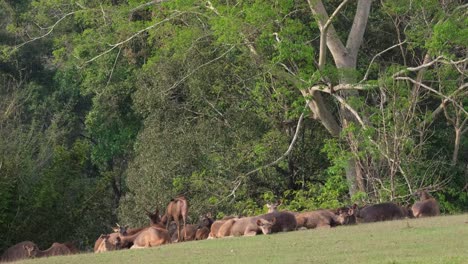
[
  {"x1": 244, "y1": 230, "x2": 257, "y2": 236},
  {"x1": 176, "y1": 220, "x2": 181, "y2": 242},
  {"x1": 183, "y1": 215, "x2": 187, "y2": 240}
]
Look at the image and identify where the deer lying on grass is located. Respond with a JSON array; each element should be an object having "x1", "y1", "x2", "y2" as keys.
[
  {"x1": 222, "y1": 216, "x2": 276, "y2": 237},
  {"x1": 176, "y1": 224, "x2": 198, "y2": 241},
  {"x1": 195, "y1": 213, "x2": 214, "y2": 240},
  {"x1": 208, "y1": 216, "x2": 235, "y2": 239},
  {"x1": 354, "y1": 202, "x2": 412, "y2": 223},
  {"x1": 412, "y1": 190, "x2": 440, "y2": 218},
  {"x1": 295, "y1": 209, "x2": 349, "y2": 229},
  {"x1": 176, "y1": 213, "x2": 215, "y2": 241},
  {"x1": 0, "y1": 241, "x2": 37, "y2": 262},
  {"x1": 94, "y1": 223, "x2": 146, "y2": 252},
  {"x1": 331, "y1": 206, "x2": 357, "y2": 225},
  {"x1": 216, "y1": 218, "x2": 239, "y2": 238},
  {"x1": 259, "y1": 211, "x2": 297, "y2": 232},
  {"x1": 161, "y1": 196, "x2": 188, "y2": 242},
  {"x1": 116, "y1": 225, "x2": 170, "y2": 249},
  {"x1": 24, "y1": 243, "x2": 71, "y2": 258},
  {"x1": 95, "y1": 234, "x2": 118, "y2": 253}
]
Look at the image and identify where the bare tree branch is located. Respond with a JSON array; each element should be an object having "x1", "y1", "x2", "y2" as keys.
[
  {"x1": 307, "y1": 0, "x2": 346, "y2": 64},
  {"x1": 319, "y1": 0, "x2": 351, "y2": 69},
  {"x1": 395, "y1": 77, "x2": 468, "y2": 116},
  {"x1": 360, "y1": 40, "x2": 407, "y2": 83},
  {"x1": 13, "y1": 11, "x2": 79, "y2": 52}
]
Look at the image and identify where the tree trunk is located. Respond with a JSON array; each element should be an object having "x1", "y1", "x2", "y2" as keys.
[{"x1": 307, "y1": 0, "x2": 372, "y2": 197}]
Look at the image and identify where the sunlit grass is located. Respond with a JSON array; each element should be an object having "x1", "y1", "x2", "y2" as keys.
[{"x1": 16, "y1": 214, "x2": 468, "y2": 264}]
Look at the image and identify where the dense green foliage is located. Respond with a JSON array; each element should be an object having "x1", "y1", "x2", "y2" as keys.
[{"x1": 0, "y1": 0, "x2": 466, "y2": 252}]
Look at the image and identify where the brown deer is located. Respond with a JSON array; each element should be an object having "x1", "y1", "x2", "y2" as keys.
[
  {"x1": 412, "y1": 190, "x2": 440, "y2": 217},
  {"x1": 116, "y1": 225, "x2": 170, "y2": 249},
  {"x1": 331, "y1": 206, "x2": 357, "y2": 225},
  {"x1": 195, "y1": 213, "x2": 214, "y2": 240},
  {"x1": 354, "y1": 202, "x2": 412, "y2": 223},
  {"x1": 208, "y1": 216, "x2": 236, "y2": 239},
  {"x1": 295, "y1": 209, "x2": 348, "y2": 229},
  {"x1": 259, "y1": 211, "x2": 297, "y2": 232},
  {"x1": 94, "y1": 222, "x2": 146, "y2": 252},
  {"x1": 178, "y1": 213, "x2": 215, "y2": 241},
  {"x1": 266, "y1": 200, "x2": 281, "y2": 213},
  {"x1": 145, "y1": 208, "x2": 166, "y2": 229},
  {"x1": 229, "y1": 216, "x2": 276, "y2": 236},
  {"x1": 24, "y1": 243, "x2": 71, "y2": 258},
  {"x1": 174, "y1": 224, "x2": 197, "y2": 242},
  {"x1": 0, "y1": 241, "x2": 37, "y2": 262},
  {"x1": 216, "y1": 218, "x2": 239, "y2": 238},
  {"x1": 95, "y1": 234, "x2": 119, "y2": 253},
  {"x1": 162, "y1": 196, "x2": 188, "y2": 242}
]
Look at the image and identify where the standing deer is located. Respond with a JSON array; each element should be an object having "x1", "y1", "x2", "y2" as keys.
[
  {"x1": 162, "y1": 196, "x2": 188, "y2": 242},
  {"x1": 412, "y1": 190, "x2": 440, "y2": 217}
]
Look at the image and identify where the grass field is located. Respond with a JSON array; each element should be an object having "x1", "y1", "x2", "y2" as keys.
[{"x1": 16, "y1": 214, "x2": 468, "y2": 264}]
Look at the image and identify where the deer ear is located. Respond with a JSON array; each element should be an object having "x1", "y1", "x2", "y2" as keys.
[{"x1": 256, "y1": 219, "x2": 263, "y2": 226}]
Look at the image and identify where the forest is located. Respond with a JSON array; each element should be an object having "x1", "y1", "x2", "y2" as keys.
[{"x1": 0, "y1": 0, "x2": 466, "y2": 252}]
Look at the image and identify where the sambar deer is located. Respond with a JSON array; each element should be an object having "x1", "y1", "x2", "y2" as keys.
[
  {"x1": 161, "y1": 196, "x2": 188, "y2": 242},
  {"x1": 266, "y1": 200, "x2": 281, "y2": 213},
  {"x1": 295, "y1": 210, "x2": 348, "y2": 229},
  {"x1": 117, "y1": 225, "x2": 170, "y2": 249},
  {"x1": 24, "y1": 243, "x2": 71, "y2": 258},
  {"x1": 178, "y1": 213, "x2": 215, "y2": 241},
  {"x1": 216, "y1": 218, "x2": 239, "y2": 238},
  {"x1": 412, "y1": 190, "x2": 440, "y2": 218},
  {"x1": 208, "y1": 216, "x2": 236, "y2": 239},
  {"x1": 0, "y1": 241, "x2": 37, "y2": 262},
  {"x1": 354, "y1": 202, "x2": 411, "y2": 223},
  {"x1": 229, "y1": 216, "x2": 276, "y2": 236},
  {"x1": 259, "y1": 211, "x2": 297, "y2": 232},
  {"x1": 195, "y1": 213, "x2": 214, "y2": 240},
  {"x1": 94, "y1": 234, "x2": 119, "y2": 253}
]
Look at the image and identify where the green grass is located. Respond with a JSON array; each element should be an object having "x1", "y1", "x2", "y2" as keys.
[{"x1": 16, "y1": 214, "x2": 468, "y2": 264}]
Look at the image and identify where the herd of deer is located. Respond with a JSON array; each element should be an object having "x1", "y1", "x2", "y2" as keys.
[{"x1": 0, "y1": 191, "x2": 440, "y2": 262}]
